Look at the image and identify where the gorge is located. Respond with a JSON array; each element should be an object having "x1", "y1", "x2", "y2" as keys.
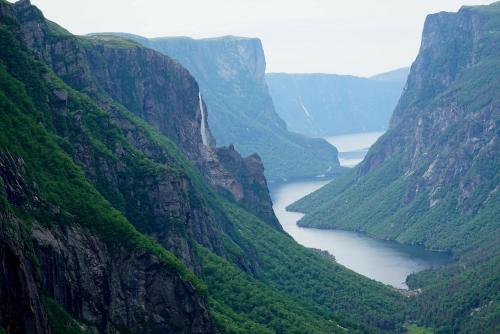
[{"x1": 0, "y1": 1, "x2": 498, "y2": 334}]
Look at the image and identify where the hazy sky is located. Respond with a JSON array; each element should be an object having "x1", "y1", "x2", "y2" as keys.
[{"x1": 25, "y1": 0, "x2": 493, "y2": 76}]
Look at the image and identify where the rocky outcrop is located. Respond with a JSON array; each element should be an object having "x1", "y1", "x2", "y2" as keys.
[{"x1": 208, "y1": 145, "x2": 281, "y2": 228}]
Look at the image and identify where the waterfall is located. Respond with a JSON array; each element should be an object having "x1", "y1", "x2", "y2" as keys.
[
  {"x1": 298, "y1": 96, "x2": 312, "y2": 119},
  {"x1": 199, "y1": 92, "x2": 209, "y2": 146}
]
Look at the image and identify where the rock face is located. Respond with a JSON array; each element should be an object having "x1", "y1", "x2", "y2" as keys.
[
  {"x1": 0, "y1": 217, "x2": 50, "y2": 334},
  {"x1": 114, "y1": 33, "x2": 341, "y2": 182},
  {"x1": 358, "y1": 4, "x2": 500, "y2": 218},
  {"x1": 293, "y1": 2, "x2": 499, "y2": 250},
  {"x1": 8, "y1": 0, "x2": 278, "y2": 227},
  {"x1": 266, "y1": 69, "x2": 408, "y2": 137},
  {"x1": 0, "y1": 150, "x2": 214, "y2": 334},
  {"x1": 33, "y1": 225, "x2": 213, "y2": 334},
  {"x1": 0, "y1": 151, "x2": 50, "y2": 334}
]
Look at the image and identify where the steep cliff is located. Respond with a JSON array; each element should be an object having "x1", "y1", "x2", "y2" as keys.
[
  {"x1": 113, "y1": 33, "x2": 341, "y2": 182},
  {"x1": 0, "y1": 33, "x2": 215, "y2": 334},
  {"x1": 266, "y1": 69, "x2": 407, "y2": 137},
  {"x1": 7, "y1": 0, "x2": 278, "y2": 227},
  {"x1": 291, "y1": 3, "x2": 500, "y2": 333}
]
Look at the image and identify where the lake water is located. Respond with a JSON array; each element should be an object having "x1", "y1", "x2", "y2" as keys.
[
  {"x1": 325, "y1": 131, "x2": 384, "y2": 167},
  {"x1": 270, "y1": 131, "x2": 452, "y2": 289}
]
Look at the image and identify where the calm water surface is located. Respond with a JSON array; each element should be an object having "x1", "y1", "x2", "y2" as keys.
[
  {"x1": 325, "y1": 131, "x2": 384, "y2": 167},
  {"x1": 270, "y1": 131, "x2": 452, "y2": 289}
]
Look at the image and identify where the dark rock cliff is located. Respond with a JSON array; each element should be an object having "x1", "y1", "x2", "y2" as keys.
[
  {"x1": 8, "y1": 0, "x2": 278, "y2": 228},
  {"x1": 0, "y1": 215, "x2": 50, "y2": 333},
  {"x1": 0, "y1": 150, "x2": 214, "y2": 333},
  {"x1": 32, "y1": 224, "x2": 213, "y2": 334}
]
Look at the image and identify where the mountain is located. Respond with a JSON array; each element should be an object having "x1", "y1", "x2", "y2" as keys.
[
  {"x1": 265, "y1": 68, "x2": 408, "y2": 137},
  {"x1": 370, "y1": 67, "x2": 410, "y2": 83},
  {"x1": 10, "y1": 13, "x2": 279, "y2": 227},
  {"x1": 106, "y1": 33, "x2": 341, "y2": 182},
  {"x1": 290, "y1": 3, "x2": 500, "y2": 333},
  {"x1": 0, "y1": 1, "x2": 406, "y2": 333}
]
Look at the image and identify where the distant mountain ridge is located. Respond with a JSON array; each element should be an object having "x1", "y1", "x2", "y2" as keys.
[
  {"x1": 266, "y1": 68, "x2": 408, "y2": 137},
  {"x1": 370, "y1": 67, "x2": 410, "y2": 82},
  {"x1": 102, "y1": 32, "x2": 341, "y2": 181}
]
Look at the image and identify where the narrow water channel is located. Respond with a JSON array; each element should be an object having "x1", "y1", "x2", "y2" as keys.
[{"x1": 269, "y1": 131, "x2": 452, "y2": 289}]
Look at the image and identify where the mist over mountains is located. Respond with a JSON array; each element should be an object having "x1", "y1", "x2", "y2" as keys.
[
  {"x1": 106, "y1": 33, "x2": 341, "y2": 182},
  {"x1": 266, "y1": 68, "x2": 409, "y2": 137},
  {"x1": 0, "y1": 1, "x2": 498, "y2": 334}
]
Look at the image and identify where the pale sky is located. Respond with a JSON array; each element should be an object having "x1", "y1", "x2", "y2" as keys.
[{"x1": 23, "y1": 0, "x2": 494, "y2": 76}]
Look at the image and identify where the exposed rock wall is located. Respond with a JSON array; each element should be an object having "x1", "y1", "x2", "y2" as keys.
[
  {"x1": 360, "y1": 5, "x2": 499, "y2": 213},
  {"x1": 6, "y1": 0, "x2": 278, "y2": 228},
  {"x1": 0, "y1": 149, "x2": 214, "y2": 333},
  {"x1": 33, "y1": 224, "x2": 213, "y2": 334}
]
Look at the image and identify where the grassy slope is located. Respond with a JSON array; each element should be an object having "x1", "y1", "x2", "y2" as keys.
[{"x1": 0, "y1": 19, "x2": 407, "y2": 333}]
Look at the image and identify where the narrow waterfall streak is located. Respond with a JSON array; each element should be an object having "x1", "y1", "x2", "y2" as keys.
[
  {"x1": 199, "y1": 92, "x2": 209, "y2": 146},
  {"x1": 298, "y1": 96, "x2": 313, "y2": 120}
]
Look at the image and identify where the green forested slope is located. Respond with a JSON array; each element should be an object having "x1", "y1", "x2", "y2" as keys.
[{"x1": 0, "y1": 3, "x2": 406, "y2": 333}]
